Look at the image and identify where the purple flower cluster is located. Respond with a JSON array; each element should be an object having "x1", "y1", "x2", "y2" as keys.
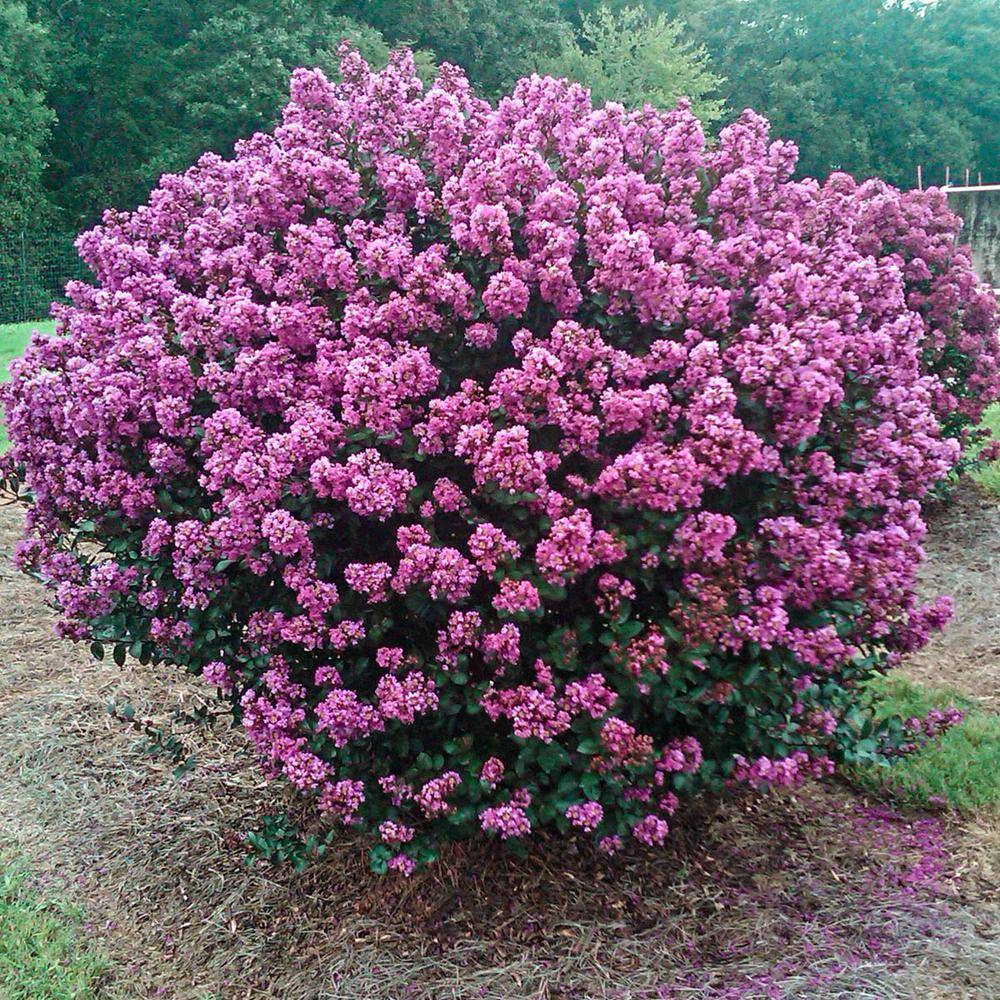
[
  {"x1": 3, "y1": 45, "x2": 997, "y2": 875},
  {"x1": 887, "y1": 705, "x2": 967, "y2": 756},
  {"x1": 906, "y1": 706, "x2": 965, "y2": 740}
]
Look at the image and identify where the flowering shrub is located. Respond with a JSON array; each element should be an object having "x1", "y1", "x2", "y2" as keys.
[{"x1": 3, "y1": 47, "x2": 998, "y2": 874}]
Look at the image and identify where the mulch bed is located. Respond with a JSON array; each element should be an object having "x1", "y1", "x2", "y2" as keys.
[{"x1": 1, "y1": 487, "x2": 998, "y2": 999}]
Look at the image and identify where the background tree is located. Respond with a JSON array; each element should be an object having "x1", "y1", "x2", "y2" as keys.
[
  {"x1": 27, "y1": 0, "x2": 199, "y2": 228},
  {"x1": 541, "y1": 5, "x2": 723, "y2": 123},
  {"x1": 26, "y1": 0, "x2": 569, "y2": 227},
  {"x1": 142, "y1": 2, "x2": 418, "y2": 186},
  {"x1": 12, "y1": 0, "x2": 1000, "y2": 229},
  {"x1": 654, "y1": 0, "x2": 995, "y2": 187},
  {"x1": 915, "y1": 0, "x2": 1000, "y2": 185},
  {"x1": 342, "y1": 0, "x2": 570, "y2": 97},
  {"x1": 0, "y1": 2, "x2": 55, "y2": 228}
]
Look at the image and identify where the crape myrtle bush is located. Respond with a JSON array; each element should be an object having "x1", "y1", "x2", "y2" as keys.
[{"x1": 3, "y1": 47, "x2": 999, "y2": 875}]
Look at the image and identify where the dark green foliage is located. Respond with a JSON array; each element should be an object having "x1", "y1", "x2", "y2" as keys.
[
  {"x1": 348, "y1": 0, "x2": 570, "y2": 96},
  {"x1": 141, "y1": 3, "x2": 409, "y2": 188},
  {"x1": 0, "y1": 3, "x2": 54, "y2": 228},
  {"x1": 245, "y1": 813, "x2": 334, "y2": 871},
  {"x1": 27, "y1": 0, "x2": 199, "y2": 227},
  {"x1": 24, "y1": 0, "x2": 569, "y2": 226},
  {"x1": 654, "y1": 0, "x2": 1000, "y2": 188},
  {"x1": 8, "y1": 1, "x2": 999, "y2": 248}
]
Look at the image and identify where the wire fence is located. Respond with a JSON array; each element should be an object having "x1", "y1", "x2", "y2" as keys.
[{"x1": 0, "y1": 231, "x2": 91, "y2": 325}]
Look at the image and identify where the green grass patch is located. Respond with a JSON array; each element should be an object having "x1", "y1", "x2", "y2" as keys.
[
  {"x1": 0, "y1": 863, "x2": 112, "y2": 999},
  {"x1": 0, "y1": 320, "x2": 55, "y2": 450},
  {"x1": 971, "y1": 402, "x2": 1000, "y2": 497},
  {"x1": 0, "y1": 321, "x2": 53, "y2": 379},
  {"x1": 852, "y1": 675, "x2": 1000, "y2": 814}
]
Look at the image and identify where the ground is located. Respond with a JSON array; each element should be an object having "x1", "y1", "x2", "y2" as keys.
[
  {"x1": 0, "y1": 483, "x2": 998, "y2": 998},
  {"x1": 905, "y1": 488, "x2": 1000, "y2": 705},
  {"x1": 0, "y1": 319, "x2": 999, "y2": 997}
]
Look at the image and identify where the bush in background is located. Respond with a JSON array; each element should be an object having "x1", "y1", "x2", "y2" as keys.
[{"x1": 3, "y1": 48, "x2": 998, "y2": 874}]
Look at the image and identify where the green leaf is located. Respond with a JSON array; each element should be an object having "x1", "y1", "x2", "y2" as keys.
[
  {"x1": 172, "y1": 756, "x2": 196, "y2": 779},
  {"x1": 617, "y1": 619, "x2": 644, "y2": 641}
]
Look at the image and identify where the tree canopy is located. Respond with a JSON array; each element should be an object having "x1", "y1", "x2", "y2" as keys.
[
  {"x1": 0, "y1": 2, "x2": 54, "y2": 228},
  {"x1": 655, "y1": 0, "x2": 998, "y2": 189},
  {"x1": 3, "y1": 0, "x2": 997, "y2": 229},
  {"x1": 542, "y1": 6, "x2": 723, "y2": 123}
]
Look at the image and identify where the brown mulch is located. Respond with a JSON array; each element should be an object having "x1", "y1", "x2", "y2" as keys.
[
  {"x1": 0, "y1": 486, "x2": 999, "y2": 999},
  {"x1": 905, "y1": 487, "x2": 1000, "y2": 709}
]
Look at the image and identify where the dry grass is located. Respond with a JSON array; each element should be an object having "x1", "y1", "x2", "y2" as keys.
[{"x1": 1, "y1": 489, "x2": 999, "y2": 999}]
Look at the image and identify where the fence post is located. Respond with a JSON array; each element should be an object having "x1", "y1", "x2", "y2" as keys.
[{"x1": 19, "y1": 231, "x2": 28, "y2": 323}]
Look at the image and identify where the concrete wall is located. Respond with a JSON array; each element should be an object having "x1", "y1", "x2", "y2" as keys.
[{"x1": 945, "y1": 186, "x2": 1000, "y2": 288}]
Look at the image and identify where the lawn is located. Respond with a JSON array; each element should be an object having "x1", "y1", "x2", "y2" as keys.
[
  {"x1": 855, "y1": 675, "x2": 1000, "y2": 814},
  {"x1": 0, "y1": 320, "x2": 52, "y2": 376},
  {"x1": 0, "y1": 863, "x2": 112, "y2": 1000},
  {"x1": 0, "y1": 320, "x2": 55, "y2": 449},
  {"x1": 973, "y1": 402, "x2": 1000, "y2": 496}
]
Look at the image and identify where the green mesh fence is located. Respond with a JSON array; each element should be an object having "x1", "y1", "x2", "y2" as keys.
[{"x1": 0, "y1": 231, "x2": 91, "y2": 324}]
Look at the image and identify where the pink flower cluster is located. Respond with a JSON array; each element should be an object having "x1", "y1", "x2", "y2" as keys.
[
  {"x1": 730, "y1": 752, "x2": 836, "y2": 790},
  {"x1": 907, "y1": 706, "x2": 965, "y2": 738},
  {"x1": 480, "y1": 803, "x2": 532, "y2": 839},
  {"x1": 887, "y1": 705, "x2": 967, "y2": 756},
  {"x1": 3, "y1": 45, "x2": 996, "y2": 875},
  {"x1": 565, "y1": 801, "x2": 604, "y2": 832}
]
